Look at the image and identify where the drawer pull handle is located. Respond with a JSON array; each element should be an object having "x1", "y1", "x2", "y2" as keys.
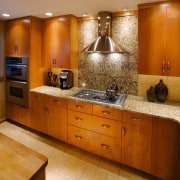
[
  {"x1": 75, "y1": 105, "x2": 83, "y2": 109},
  {"x1": 75, "y1": 117, "x2": 83, "y2": 121},
  {"x1": 101, "y1": 124, "x2": 110, "y2": 128},
  {"x1": 131, "y1": 117, "x2": 142, "y2": 121},
  {"x1": 101, "y1": 144, "x2": 111, "y2": 149},
  {"x1": 75, "y1": 135, "x2": 83, "y2": 140},
  {"x1": 102, "y1": 111, "x2": 111, "y2": 115},
  {"x1": 35, "y1": 96, "x2": 41, "y2": 99},
  {"x1": 55, "y1": 100, "x2": 61, "y2": 104}
]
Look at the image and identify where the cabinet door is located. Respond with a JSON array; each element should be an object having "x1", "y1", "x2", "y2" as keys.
[
  {"x1": 5, "y1": 18, "x2": 30, "y2": 56},
  {"x1": 6, "y1": 102, "x2": 30, "y2": 126},
  {"x1": 48, "y1": 107, "x2": 67, "y2": 142},
  {"x1": 42, "y1": 16, "x2": 70, "y2": 68},
  {"x1": 138, "y1": 4, "x2": 166, "y2": 75},
  {"x1": 166, "y1": 2, "x2": 180, "y2": 76},
  {"x1": 151, "y1": 117, "x2": 179, "y2": 180},
  {"x1": 122, "y1": 111, "x2": 152, "y2": 173},
  {"x1": 30, "y1": 92, "x2": 49, "y2": 133}
]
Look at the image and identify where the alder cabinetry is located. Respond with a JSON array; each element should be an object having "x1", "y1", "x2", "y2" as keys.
[
  {"x1": 6, "y1": 102, "x2": 30, "y2": 127},
  {"x1": 5, "y1": 18, "x2": 30, "y2": 56},
  {"x1": 42, "y1": 15, "x2": 78, "y2": 69},
  {"x1": 151, "y1": 117, "x2": 179, "y2": 180},
  {"x1": 30, "y1": 92, "x2": 49, "y2": 134},
  {"x1": 138, "y1": 2, "x2": 180, "y2": 76},
  {"x1": 68, "y1": 99, "x2": 122, "y2": 162},
  {"x1": 30, "y1": 92, "x2": 68, "y2": 141},
  {"x1": 122, "y1": 111, "x2": 152, "y2": 173}
]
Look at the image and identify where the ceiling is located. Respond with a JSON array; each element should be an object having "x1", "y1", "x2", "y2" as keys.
[{"x1": 0, "y1": 0, "x2": 164, "y2": 20}]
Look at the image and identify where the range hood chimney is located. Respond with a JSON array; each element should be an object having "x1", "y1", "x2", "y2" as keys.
[{"x1": 83, "y1": 11, "x2": 129, "y2": 55}]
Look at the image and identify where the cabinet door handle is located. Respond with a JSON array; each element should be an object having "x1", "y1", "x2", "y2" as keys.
[
  {"x1": 75, "y1": 105, "x2": 83, "y2": 109},
  {"x1": 102, "y1": 111, "x2": 111, "y2": 115},
  {"x1": 162, "y1": 61, "x2": 165, "y2": 73},
  {"x1": 131, "y1": 117, "x2": 142, "y2": 121},
  {"x1": 35, "y1": 96, "x2": 41, "y2": 99},
  {"x1": 167, "y1": 61, "x2": 170, "y2": 72},
  {"x1": 101, "y1": 144, "x2": 111, "y2": 149},
  {"x1": 101, "y1": 124, "x2": 111, "y2": 128},
  {"x1": 122, "y1": 126, "x2": 126, "y2": 136},
  {"x1": 75, "y1": 135, "x2": 83, "y2": 140},
  {"x1": 75, "y1": 117, "x2": 83, "y2": 121},
  {"x1": 54, "y1": 100, "x2": 61, "y2": 104}
]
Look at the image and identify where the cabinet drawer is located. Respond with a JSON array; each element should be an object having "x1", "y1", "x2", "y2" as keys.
[
  {"x1": 68, "y1": 99, "x2": 92, "y2": 114},
  {"x1": 49, "y1": 96, "x2": 67, "y2": 109},
  {"x1": 68, "y1": 125, "x2": 121, "y2": 162},
  {"x1": 30, "y1": 92, "x2": 49, "y2": 104},
  {"x1": 123, "y1": 111, "x2": 152, "y2": 129},
  {"x1": 92, "y1": 104, "x2": 122, "y2": 121},
  {"x1": 68, "y1": 110, "x2": 122, "y2": 138}
]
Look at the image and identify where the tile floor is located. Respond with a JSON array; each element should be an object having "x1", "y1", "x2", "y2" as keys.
[{"x1": 0, "y1": 121, "x2": 155, "y2": 180}]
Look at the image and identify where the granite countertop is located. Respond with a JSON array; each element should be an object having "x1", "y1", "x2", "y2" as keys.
[{"x1": 30, "y1": 86, "x2": 180, "y2": 124}]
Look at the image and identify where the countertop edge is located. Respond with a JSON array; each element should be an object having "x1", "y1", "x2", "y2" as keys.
[{"x1": 30, "y1": 86, "x2": 180, "y2": 124}]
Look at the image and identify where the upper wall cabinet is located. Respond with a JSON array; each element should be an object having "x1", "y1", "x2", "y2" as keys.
[
  {"x1": 42, "y1": 15, "x2": 78, "y2": 69},
  {"x1": 138, "y1": 2, "x2": 180, "y2": 76},
  {"x1": 5, "y1": 16, "x2": 47, "y2": 89},
  {"x1": 5, "y1": 18, "x2": 30, "y2": 56}
]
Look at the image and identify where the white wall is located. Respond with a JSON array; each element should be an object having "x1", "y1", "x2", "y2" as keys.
[{"x1": 0, "y1": 21, "x2": 5, "y2": 121}]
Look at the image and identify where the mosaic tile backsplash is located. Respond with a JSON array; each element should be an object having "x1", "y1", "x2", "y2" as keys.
[{"x1": 78, "y1": 16, "x2": 138, "y2": 95}]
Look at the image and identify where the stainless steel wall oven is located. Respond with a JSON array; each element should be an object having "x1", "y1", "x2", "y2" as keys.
[{"x1": 6, "y1": 57, "x2": 29, "y2": 108}]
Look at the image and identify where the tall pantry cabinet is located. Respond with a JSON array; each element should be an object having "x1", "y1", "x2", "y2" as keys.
[
  {"x1": 42, "y1": 15, "x2": 78, "y2": 69},
  {"x1": 138, "y1": 1, "x2": 180, "y2": 76},
  {"x1": 5, "y1": 16, "x2": 46, "y2": 127}
]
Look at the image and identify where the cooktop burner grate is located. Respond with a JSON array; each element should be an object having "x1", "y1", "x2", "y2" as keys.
[{"x1": 72, "y1": 89, "x2": 127, "y2": 106}]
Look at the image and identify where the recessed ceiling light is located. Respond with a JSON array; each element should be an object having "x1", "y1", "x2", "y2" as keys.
[
  {"x1": 2, "y1": 13, "x2": 10, "y2": 17},
  {"x1": 45, "y1": 12, "x2": 53, "y2": 16},
  {"x1": 83, "y1": 13, "x2": 88, "y2": 17},
  {"x1": 122, "y1": 6, "x2": 128, "y2": 11}
]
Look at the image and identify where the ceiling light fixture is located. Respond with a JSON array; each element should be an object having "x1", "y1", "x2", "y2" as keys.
[
  {"x1": 45, "y1": 12, "x2": 53, "y2": 16},
  {"x1": 2, "y1": 13, "x2": 10, "y2": 17}
]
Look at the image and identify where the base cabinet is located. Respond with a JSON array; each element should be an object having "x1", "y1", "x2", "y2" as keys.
[
  {"x1": 68, "y1": 99, "x2": 122, "y2": 162},
  {"x1": 122, "y1": 111, "x2": 152, "y2": 173},
  {"x1": 151, "y1": 117, "x2": 179, "y2": 180},
  {"x1": 6, "y1": 102, "x2": 30, "y2": 126},
  {"x1": 30, "y1": 92, "x2": 67, "y2": 142}
]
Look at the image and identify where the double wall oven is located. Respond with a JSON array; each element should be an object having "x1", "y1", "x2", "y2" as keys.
[{"x1": 6, "y1": 57, "x2": 29, "y2": 108}]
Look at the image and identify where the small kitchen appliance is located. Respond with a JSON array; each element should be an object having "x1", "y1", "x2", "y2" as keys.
[{"x1": 60, "y1": 70, "x2": 73, "y2": 89}]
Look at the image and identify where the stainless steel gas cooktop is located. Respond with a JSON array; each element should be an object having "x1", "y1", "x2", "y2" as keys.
[{"x1": 71, "y1": 89, "x2": 127, "y2": 107}]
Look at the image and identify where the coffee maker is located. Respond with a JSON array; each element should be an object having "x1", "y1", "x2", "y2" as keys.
[{"x1": 60, "y1": 70, "x2": 73, "y2": 89}]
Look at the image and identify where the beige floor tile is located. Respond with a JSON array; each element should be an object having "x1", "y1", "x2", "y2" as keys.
[
  {"x1": 46, "y1": 168, "x2": 68, "y2": 180},
  {"x1": 80, "y1": 166, "x2": 107, "y2": 180},
  {"x1": 98, "y1": 158, "x2": 120, "y2": 176},
  {"x1": 0, "y1": 121, "x2": 150, "y2": 180},
  {"x1": 59, "y1": 157, "x2": 86, "y2": 180},
  {"x1": 80, "y1": 152, "x2": 101, "y2": 167},
  {"x1": 105, "y1": 174, "x2": 122, "y2": 180},
  {"x1": 119, "y1": 168, "x2": 144, "y2": 180}
]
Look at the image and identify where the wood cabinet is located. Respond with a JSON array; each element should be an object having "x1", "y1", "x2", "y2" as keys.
[
  {"x1": 122, "y1": 111, "x2": 152, "y2": 173},
  {"x1": 42, "y1": 15, "x2": 78, "y2": 69},
  {"x1": 5, "y1": 18, "x2": 30, "y2": 56},
  {"x1": 179, "y1": 128, "x2": 180, "y2": 180},
  {"x1": 6, "y1": 102, "x2": 30, "y2": 126},
  {"x1": 5, "y1": 16, "x2": 48, "y2": 89},
  {"x1": 68, "y1": 99, "x2": 122, "y2": 162},
  {"x1": 151, "y1": 117, "x2": 179, "y2": 180},
  {"x1": 30, "y1": 92, "x2": 68, "y2": 141},
  {"x1": 138, "y1": 2, "x2": 180, "y2": 76}
]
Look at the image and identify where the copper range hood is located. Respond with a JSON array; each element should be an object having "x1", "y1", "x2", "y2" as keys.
[{"x1": 83, "y1": 11, "x2": 129, "y2": 55}]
